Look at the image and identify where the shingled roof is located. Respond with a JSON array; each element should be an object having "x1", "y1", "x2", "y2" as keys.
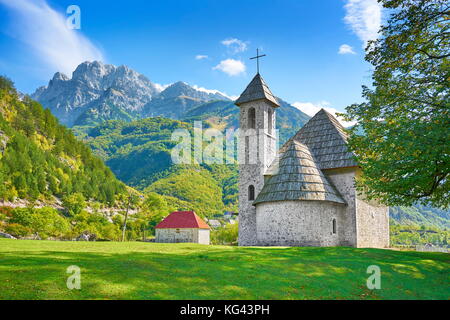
[
  {"x1": 281, "y1": 109, "x2": 358, "y2": 170},
  {"x1": 235, "y1": 73, "x2": 280, "y2": 108},
  {"x1": 254, "y1": 140, "x2": 346, "y2": 205}
]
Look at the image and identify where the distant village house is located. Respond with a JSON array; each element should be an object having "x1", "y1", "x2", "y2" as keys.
[{"x1": 155, "y1": 211, "x2": 210, "y2": 245}]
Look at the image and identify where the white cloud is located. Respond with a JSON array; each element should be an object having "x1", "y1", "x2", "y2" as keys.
[
  {"x1": 338, "y1": 44, "x2": 356, "y2": 55},
  {"x1": 154, "y1": 83, "x2": 171, "y2": 92},
  {"x1": 292, "y1": 101, "x2": 331, "y2": 117},
  {"x1": 195, "y1": 55, "x2": 208, "y2": 60},
  {"x1": 213, "y1": 59, "x2": 246, "y2": 77},
  {"x1": 0, "y1": 0, "x2": 104, "y2": 75},
  {"x1": 292, "y1": 101, "x2": 357, "y2": 127},
  {"x1": 344, "y1": 0, "x2": 382, "y2": 48},
  {"x1": 221, "y1": 38, "x2": 248, "y2": 54}
]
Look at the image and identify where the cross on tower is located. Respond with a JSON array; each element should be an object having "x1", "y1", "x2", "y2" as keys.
[{"x1": 250, "y1": 49, "x2": 266, "y2": 74}]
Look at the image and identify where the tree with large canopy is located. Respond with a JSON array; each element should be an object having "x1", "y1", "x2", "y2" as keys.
[{"x1": 343, "y1": 0, "x2": 449, "y2": 208}]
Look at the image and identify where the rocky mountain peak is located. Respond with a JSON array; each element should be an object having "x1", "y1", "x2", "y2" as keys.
[
  {"x1": 31, "y1": 61, "x2": 162, "y2": 126},
  {"x1": 31, "y1": 61, "x2": 235, "y2": 126},
  {"x1": 157, "y1": 81, "x2": 230, "y2": 102},
  {"x1": 52, "y1": 72, "x2": 70, "y2": 82}
]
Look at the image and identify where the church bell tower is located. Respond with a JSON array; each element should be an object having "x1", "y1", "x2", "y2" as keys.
[{"x1": 235, "y1": 71, "x2": 280, "y2": 246}]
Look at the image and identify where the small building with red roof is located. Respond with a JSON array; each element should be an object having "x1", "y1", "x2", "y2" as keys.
[{"x1": 155, "y1": 211, "x2": 210, "y2": 245}]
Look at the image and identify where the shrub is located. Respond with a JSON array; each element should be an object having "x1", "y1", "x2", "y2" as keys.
[
  {"x1": 99, "y1": 223, "x2": 121, "y2": 241},
  {"x1": 5, "y1": 223, "x2": 32, "y2": 237},
  {"x1": 62, "y1": 193, "x2": 86, "y2": 216},
  {"x1": 211, "y1": 222, "x2": 238, "y2": 245},
  {"x1": 10, "y1": 207, "x2": 71, "y2": 239}
]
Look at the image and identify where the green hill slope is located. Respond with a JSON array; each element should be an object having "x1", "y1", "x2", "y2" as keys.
[
  {"x1": 390, "y1": 205, "x2": 450, "y2": 229},
  {"x1": 81, "y1": 118, "x2": 192, "y2": 188},
  {"x1": 77, "y1": 118, "x2": 238, "y2": 216},
  {"x1": 0, "y1": 77, "x2": 127, "y2": 205},
  {"x1": 145, "y1": 166, "x2": 227, "y2": 216}
]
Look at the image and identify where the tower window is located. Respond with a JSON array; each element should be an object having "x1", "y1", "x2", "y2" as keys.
[
  {"x1": 248, "y1": 185, "x2": 255, "y2": 201},
  {"x1": 332, "y1": 219, "x2": 337, "y2": 234},
  {"x1": 248, "y1": 108, "x2": 256, "y2": 129}
]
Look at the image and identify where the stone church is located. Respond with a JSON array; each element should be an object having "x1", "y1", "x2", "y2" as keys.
[{"x1": 235, "y1": 73, "x2": 389, "y2": 248}]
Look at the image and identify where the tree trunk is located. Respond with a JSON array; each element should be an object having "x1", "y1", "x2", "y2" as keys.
[{"x1": 121, "y1": 196, "x2": 131, "y2": 242}]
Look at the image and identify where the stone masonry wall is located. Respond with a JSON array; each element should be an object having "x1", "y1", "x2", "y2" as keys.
[
  {"x1": 325, "y1": 167, "x2": 390, "y2": 248},
  {"x1": 238, "y1": 100, "x2": 277, "y2": 246},
  {"x1": 324, "y1": 168, "x2": 358, "y2": 247},
  {"x1": 356, "y1": 196, "x2": 390, "y2": 248},
  {"x1": 256, "y1": 200, "x2": 345, "y2": 246},
  {"x1": 156, "y1": 228, "x2": 195, "y2": 243}
]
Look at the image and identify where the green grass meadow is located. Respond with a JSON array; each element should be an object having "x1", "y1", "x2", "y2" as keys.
[{"x1": 0, "y1": 239, "x2": 448, "y2": 300}]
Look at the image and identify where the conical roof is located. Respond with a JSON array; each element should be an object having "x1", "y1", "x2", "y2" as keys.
[
  {"x1": 282, "y1": 109, "x2": 357, "y2": 170},
  {"x1": 254, "y1": 140, "x2": 346, "y2": 205},
  {"x1": 235, "y1": 73, "x2": 280, "y2": 108}
]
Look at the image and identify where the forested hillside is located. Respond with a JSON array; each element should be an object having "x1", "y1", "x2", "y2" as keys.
[
  {"x1": 0, "y1": 77, "x2": 127, "y2": 205},
  {"x1": 76, "y1": 118, "x2": 238, "y2": 217},
  {"x1": 390, "y1": 205, "x2": 450, "y2": 229}
]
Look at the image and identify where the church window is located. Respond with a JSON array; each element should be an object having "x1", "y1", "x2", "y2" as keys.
[
  {"x1": 332, "y1": 219, "x2": 337, "y2": 234},
  {"x1": 248, "y1": 108, "x2": 256, "y2": 129},
  {"x1": 248, "y1": 185, "x2": 255, "y2": 201}
]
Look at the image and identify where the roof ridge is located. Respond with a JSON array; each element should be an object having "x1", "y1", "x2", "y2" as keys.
[{"x1": 277, "y1": 108, "x2": 357, "y2": 170}]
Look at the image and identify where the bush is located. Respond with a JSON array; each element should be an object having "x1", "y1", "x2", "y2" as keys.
[
  {"x1": 62, "y1": 193, "x2": 86, "y2": 216},
  {"x1": 99, "y1": 223, "x2": 121, "y2": 241},
  {"x1": 0, "y1": 206, "x2": 13, "y2": 218},
  {"x1": 211, "y1": 222, "x2": 238, "y2": 245},
  {"x1": 9, "y1": 207, "x2": 71, "y2": 239},
  {"x1": 4, "y1": 206, "x2": 131, "y2": 241},
  {"x1": 5, "y1": 223, "x2": 32, "y2": 237}
]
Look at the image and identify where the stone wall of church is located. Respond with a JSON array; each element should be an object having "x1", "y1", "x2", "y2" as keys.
[
  {"x1": 355, "y1": 196, "x2": 390, "y2": 248},
  {"x1": 255, "y1": 200, "x2": 345, "y2": 246},
  {"x1": 324, "y1": 167, "x2": 390, "y2": 248},
  {"x1": 323, "y1": 168, "x2": 358, "y2": 247}
]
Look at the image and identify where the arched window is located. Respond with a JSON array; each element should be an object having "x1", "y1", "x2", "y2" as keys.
[
  {"x1": 248, "y1": 185, "x2": 255, "y2": 201},
  {"x1": 248, "y1": 108, "x2": 256, "y2": 129},
  {"x1": 332, "y1": 219, "x2": 337, "y2": 234},
  {"x1": 268, "y1": 109, "x2": 273, "y2": 134}
]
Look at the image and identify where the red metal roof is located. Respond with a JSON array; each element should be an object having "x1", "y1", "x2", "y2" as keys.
[{"x1": 155, "y1": 211, "x2": 210, "y2": 229}]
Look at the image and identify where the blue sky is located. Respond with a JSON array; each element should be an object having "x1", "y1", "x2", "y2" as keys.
[{"x1": 0, "y1": 0, "x2": 383, "y2": 118}]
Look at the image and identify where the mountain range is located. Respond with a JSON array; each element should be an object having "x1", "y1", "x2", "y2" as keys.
[{"x1": 31, "y1": 61, "x2": 310, "y2": 138}]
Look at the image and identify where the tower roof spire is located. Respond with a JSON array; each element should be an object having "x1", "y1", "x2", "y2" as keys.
[{"x1": 235, "y1": 73, "x2": 280, "y2": 108}]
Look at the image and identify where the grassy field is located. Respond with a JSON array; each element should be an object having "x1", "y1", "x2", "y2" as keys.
[{"x1": 0, "y1": 239, "x2": 448, "y2": 300}]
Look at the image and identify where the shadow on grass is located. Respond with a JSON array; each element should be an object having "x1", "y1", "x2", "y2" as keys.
[{"x1": 0, "y1": 243, "x2": 448, "y2": 300}]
